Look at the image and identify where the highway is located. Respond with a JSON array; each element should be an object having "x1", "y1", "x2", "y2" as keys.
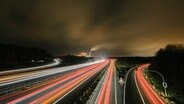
[
  {"x1": 0, "y1": 59, "x2": 108, "y2": 104},
  {"x1": 124, "y1": 64, "x2": 165, "y2": 104},
  {"x1": 87, "y1": 60, "x2": 122, "y2": 104},
  {"x1": 135, "y1": 64, "x2": 165, "y2": 104},
  {"x1": 0, "y1": 59, "x2": 166, "y2": 104},
  {"x1": 0, "y1": 60, "x2": 105, "y2": 87}
]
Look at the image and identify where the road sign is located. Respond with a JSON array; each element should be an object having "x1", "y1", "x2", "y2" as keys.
[{"x1": 162, "y1": 82, "x2": 167, "y2": 88}]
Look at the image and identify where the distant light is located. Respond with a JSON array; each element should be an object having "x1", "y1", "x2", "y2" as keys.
[
  {"x1": 31, "y1": 60, "x2": 35, "y2": 63},
  {"x1": 77, "y1": 52, "x2": 87, "y2": 57}
]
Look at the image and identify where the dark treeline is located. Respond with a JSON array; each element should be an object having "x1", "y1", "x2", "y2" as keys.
[
  {"x1": 58, "y1": 55, "x2": 95, "y2": 66},
  {"x1": 149, "y1": 44, "x2": 184, "y2": 103},
  {"x1": 0, "y1": 43, "x2": 53, "y2": 70},
  {"x1": 115, "y1": 56, "x2": 153, "y2": 85},
  {"x1": 116, "y1": 56, "x2": 153, "y2": 65}
]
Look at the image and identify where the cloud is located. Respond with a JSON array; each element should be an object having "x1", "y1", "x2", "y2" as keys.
[{"x1": 0, "y1": 0, "x2": 184, "y2": 56}]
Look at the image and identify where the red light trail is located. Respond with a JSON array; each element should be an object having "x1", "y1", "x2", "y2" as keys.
[
  {"x1": 1, "y1": 60, "x2": 109, "y2": 104},
  {"x1": 96, "y1": 60, "x2": 115, "y2": 104},
  {"x1": 136, "y1": 64, "x2": 165, "y2": 104}
]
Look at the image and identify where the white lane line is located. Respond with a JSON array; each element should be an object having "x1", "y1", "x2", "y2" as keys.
[
  {"x1": 114, "y1": 64, "x2": 118, "y2": 104},
  {"x1": 94, "y1": 69, "x2": 108, "y2": 104},
  {"x1": 123, "y1": 65, "x2": 137, "y2": 104},
  {"x1": 86, "y1": 66, "x2": 107, "y2": 104},
  {"x1": 140, "y1": 66, "x2": 164, "y2": 104},
  {"x1": 134, "y1": 70, "x2": 146, "y2": 104}
]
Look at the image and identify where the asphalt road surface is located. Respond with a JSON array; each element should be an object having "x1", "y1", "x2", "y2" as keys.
[{"x1": 124, "y1": 65, "x2": 165, "y2": 104}]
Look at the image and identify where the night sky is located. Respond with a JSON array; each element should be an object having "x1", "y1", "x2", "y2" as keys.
[{"x1": 0, "y1": 0, "x2": 184, "y2": 56}]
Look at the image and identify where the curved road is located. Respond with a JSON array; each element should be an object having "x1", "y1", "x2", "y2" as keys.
[{"x1": 124, "y1": 64, "x2": 165, "y2": 104}]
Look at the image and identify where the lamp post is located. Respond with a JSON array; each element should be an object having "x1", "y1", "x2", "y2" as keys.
[{"x1": 145, "y1": 70, "x2": 168, "y2": 97}]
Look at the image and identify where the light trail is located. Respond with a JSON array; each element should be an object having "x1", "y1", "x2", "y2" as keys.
[
  {"x1": 136, "y1": 64, "x2": 165, "y2": 104},
  {"x1": 114, "y1": 64, "x2": 118, "y2": 104},
  {"x1": 134, "y1": 69, "x2": 145, "y2": 104},
  {"x1": 2, "y1": 60, "x2": 109, "y2": 104},
  {"x1": 0, "y1": 59, "x2": 60, "y2": 75},
  {"x1": 96, "y1": 60, "x2": 115, "y2": 104},
  {"x1": 0, "y1": 64, "x2": 98, "y2": 101},
  {"x1": 40, "y1": 63, "x2": 106, "y2": 104},
  {"x1": 0, "y1": 60, "x2": 105, "y2": 87}
]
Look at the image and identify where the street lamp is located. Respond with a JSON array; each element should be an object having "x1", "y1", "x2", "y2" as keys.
[{"x1": 145, "y1": 70, "x2": 168, "y2": 97}]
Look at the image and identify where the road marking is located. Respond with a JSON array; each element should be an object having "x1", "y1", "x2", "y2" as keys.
[
  {"x1": 123, "y1": 65, "x2": 137, "y2": 104},
  {"x1": 138, "y1": 65, "x2": 164, "y2": 104},
  {"x1": 96, "y1": 61, "x2": 113, "y2": 104},
  {"x1": 94, "y1": 66, "x2": 108, "y2": 104},
  {"x1": 86, "y1": 66, "x2": 107, "y2": 104},
  {"x1": 134, "y1": 70, "x2": 146, "y2": 104},
  {"x1": 114, "y1": 64, "x2": 118, "y2": 104}
]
